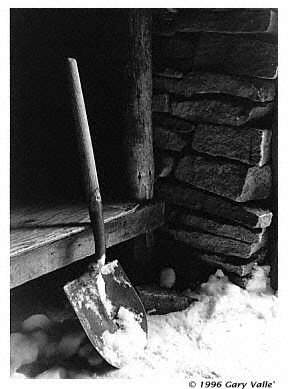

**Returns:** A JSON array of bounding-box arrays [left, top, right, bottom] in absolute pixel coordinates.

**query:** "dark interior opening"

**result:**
[[10, 9, 130, 204]]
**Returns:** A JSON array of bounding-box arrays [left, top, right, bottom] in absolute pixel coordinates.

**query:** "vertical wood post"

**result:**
[[124, 9, 154, 201]]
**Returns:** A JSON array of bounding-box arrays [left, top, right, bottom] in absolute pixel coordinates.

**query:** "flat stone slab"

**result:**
[[175, 155, 272, 201], [175, 9, 277, 34], [167, 207, 266, 244], [153, 72, 276, 102], [199, 249, 267, 277], [156, 181, 273, 229], [152, 94, 170, 112], [154, 126, 189, 151], [154, 9, 277, 35], [193, 34, 277, 79], [159, 34, 277, 79], [191, 124, 272, 166], [136, 285, 194, 314], [171, 99, 273, 126], [153, 113, 195, 134], [165, 227, 267, 258]]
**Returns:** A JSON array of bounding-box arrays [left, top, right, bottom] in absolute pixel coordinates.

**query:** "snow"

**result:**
[[95, 272, 114, 317], [101, 307, 147, 368], [35, 367, 67, 379], [10, 265, 278, 380]]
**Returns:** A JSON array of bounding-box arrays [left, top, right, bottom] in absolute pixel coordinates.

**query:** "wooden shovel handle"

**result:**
[[66, 57, 106, 264]]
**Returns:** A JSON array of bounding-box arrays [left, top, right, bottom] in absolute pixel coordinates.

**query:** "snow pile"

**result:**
[[11, 265, 278, 380], [102, 307, 147, 368]]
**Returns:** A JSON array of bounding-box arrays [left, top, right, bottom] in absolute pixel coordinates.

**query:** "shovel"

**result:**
[[63, 58, 148, 368]]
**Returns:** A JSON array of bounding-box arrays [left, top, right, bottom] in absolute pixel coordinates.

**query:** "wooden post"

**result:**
[[124, 9, 155, 273], [124, 9, 154, 201]]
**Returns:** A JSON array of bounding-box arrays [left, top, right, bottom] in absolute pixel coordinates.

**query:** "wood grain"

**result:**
[[10, 201, 165, 288], [124, 9, 154, 200]]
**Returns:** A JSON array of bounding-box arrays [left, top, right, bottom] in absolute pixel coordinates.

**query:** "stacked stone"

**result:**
[[152, 9, 277, 287]]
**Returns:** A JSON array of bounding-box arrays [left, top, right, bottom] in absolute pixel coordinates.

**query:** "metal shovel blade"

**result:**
[[64, 260, 148, 368]]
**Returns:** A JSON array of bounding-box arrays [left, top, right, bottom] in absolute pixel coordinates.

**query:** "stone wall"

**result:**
[[152, 9, 277, 288]]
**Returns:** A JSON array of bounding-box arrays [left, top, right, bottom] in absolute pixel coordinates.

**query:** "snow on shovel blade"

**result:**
[[64, 260, 148, 368]]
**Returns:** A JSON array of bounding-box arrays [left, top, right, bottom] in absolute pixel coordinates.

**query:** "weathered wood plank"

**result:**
[[124, 9, 154, 200], [11, 202, 139, 256], [10, 201, 165, 288], [156, 181, 273, 228]]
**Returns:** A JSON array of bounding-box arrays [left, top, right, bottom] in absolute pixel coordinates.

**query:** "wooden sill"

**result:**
[[10, 200, 165, 288]]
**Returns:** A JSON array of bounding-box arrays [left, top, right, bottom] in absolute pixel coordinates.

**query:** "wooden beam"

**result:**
[[124, 9, 154, 200], [10, 201, 165, 288]]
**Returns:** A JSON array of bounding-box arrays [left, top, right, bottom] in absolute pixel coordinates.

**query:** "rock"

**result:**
[[160, 34, 277, 78], [154, 68, 184, 78], [199, 249, 267, 277], [160, 36, 197, 58], [174, 9, 277, 34], [165, 227, 267, 258], [171, 99, 273, 126], [159, 267, 176, 288], [78, 343, 95, 359], [30, 330, 49, 352], [175, 155, 272, 201], [156, 181, 273, 228], [154, 9, 277, 35], [58, 331, 86, 358], [167, 208, 266, 244], [43, 342, 58, 360], [78, 342, 104, 366], [10, 333, 39, 374], [152, 94, 170, 112], [88, 353, 104, 367], [136, 285, 193, 314], [70, 370, 91, 379], [155, 152, 175, 178], [153, 113, 194, 133], [225, 273, 252, 289], [21, 314, 51, 333], [193, 34, 278, 79], [153, 73, 276, 102], [191, 124, 272, 166], [154, 126, 189, 151]]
